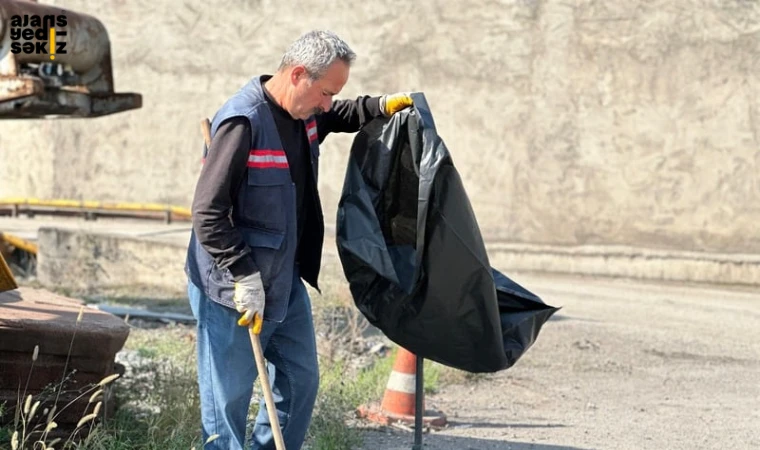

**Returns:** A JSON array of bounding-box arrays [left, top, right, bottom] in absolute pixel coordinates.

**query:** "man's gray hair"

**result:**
[[278, 30, 356, 79]]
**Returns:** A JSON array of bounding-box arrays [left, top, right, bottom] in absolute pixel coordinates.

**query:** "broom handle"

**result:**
[[249, 328, 287, 450], [200, 118, 212, 147]]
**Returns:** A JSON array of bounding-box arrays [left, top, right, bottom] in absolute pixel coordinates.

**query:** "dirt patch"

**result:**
[[357, 273, 760, 450]]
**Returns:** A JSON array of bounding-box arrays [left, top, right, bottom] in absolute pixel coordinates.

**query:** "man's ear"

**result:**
[[290, 65, 308, 85]]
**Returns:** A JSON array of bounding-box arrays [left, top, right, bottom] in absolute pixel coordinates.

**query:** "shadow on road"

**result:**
[[360, 428, 589, 450], [446, 420, 569, 430]]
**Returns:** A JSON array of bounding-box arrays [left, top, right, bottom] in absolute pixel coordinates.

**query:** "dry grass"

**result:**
[[1, 264, 469, 450]]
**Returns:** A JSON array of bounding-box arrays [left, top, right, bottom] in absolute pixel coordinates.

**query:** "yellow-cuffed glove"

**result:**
[[380, 93, 413, 116]]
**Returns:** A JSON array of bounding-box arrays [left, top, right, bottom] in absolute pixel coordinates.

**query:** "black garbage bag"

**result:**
[[336, 93, 559, 373]]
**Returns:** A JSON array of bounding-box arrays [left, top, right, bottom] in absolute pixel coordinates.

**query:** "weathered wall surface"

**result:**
[[37, 227, 187, 294], [2, 0, 759, 259]]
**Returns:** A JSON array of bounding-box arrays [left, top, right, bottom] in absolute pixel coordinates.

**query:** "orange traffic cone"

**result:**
[[357, 347, 447, 428]]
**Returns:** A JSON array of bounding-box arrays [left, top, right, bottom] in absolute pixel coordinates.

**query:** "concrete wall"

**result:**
[[37, 227, 187, 295], [2, 1, 759, 272]]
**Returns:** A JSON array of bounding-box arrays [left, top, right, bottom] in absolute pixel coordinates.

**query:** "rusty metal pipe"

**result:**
[[0, 0, 109, 73]]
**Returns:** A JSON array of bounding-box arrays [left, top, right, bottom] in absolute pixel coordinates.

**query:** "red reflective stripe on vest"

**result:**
[[250, 149, 286, 156], [306, 120, 317, 143], [248, 161, 289, 169], [248, 149, 289, 168]]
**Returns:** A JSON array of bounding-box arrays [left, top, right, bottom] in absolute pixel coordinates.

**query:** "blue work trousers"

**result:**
[[188, 269, 319, 449]]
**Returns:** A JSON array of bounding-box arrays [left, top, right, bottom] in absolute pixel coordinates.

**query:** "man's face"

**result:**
[[289, 60, 350, 120]]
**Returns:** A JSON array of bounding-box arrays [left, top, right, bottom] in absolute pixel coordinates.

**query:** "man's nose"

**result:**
[[321, 96, 332, 113]]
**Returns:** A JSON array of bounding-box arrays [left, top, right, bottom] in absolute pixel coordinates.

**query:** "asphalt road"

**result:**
[[359, 273, 760, 450]]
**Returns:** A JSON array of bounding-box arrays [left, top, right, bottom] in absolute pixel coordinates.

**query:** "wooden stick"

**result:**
[[200, 118, 212, 147], [248, 325, 287, 449]]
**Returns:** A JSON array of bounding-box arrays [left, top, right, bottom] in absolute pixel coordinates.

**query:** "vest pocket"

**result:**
[[206, 225, 284, 295], [240, 168, 292, 231], [240, 226, 286, 294], [242, 226, 285, 249]]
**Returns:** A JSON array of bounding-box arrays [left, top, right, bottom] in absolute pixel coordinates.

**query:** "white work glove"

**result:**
[[233, 272, 265, 327]]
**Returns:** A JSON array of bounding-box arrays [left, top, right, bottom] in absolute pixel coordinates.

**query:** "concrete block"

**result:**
[[36, 227, 187, 295]]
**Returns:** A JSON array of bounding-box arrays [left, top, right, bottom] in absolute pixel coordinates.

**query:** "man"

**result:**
[[185, 30, 413, 449]]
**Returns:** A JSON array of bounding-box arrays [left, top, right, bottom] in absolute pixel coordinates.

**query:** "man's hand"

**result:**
[[234, 272, 265, 331], [381, 93, 413, 116]]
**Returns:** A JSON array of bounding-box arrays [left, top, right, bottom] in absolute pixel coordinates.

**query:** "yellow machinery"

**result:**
[[0, 252, 17, 293], [0, 0, 141, 118]]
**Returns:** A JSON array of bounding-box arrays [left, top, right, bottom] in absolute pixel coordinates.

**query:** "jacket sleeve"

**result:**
[[315, 95, 385, 142], [191, 116, 258, 281]]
